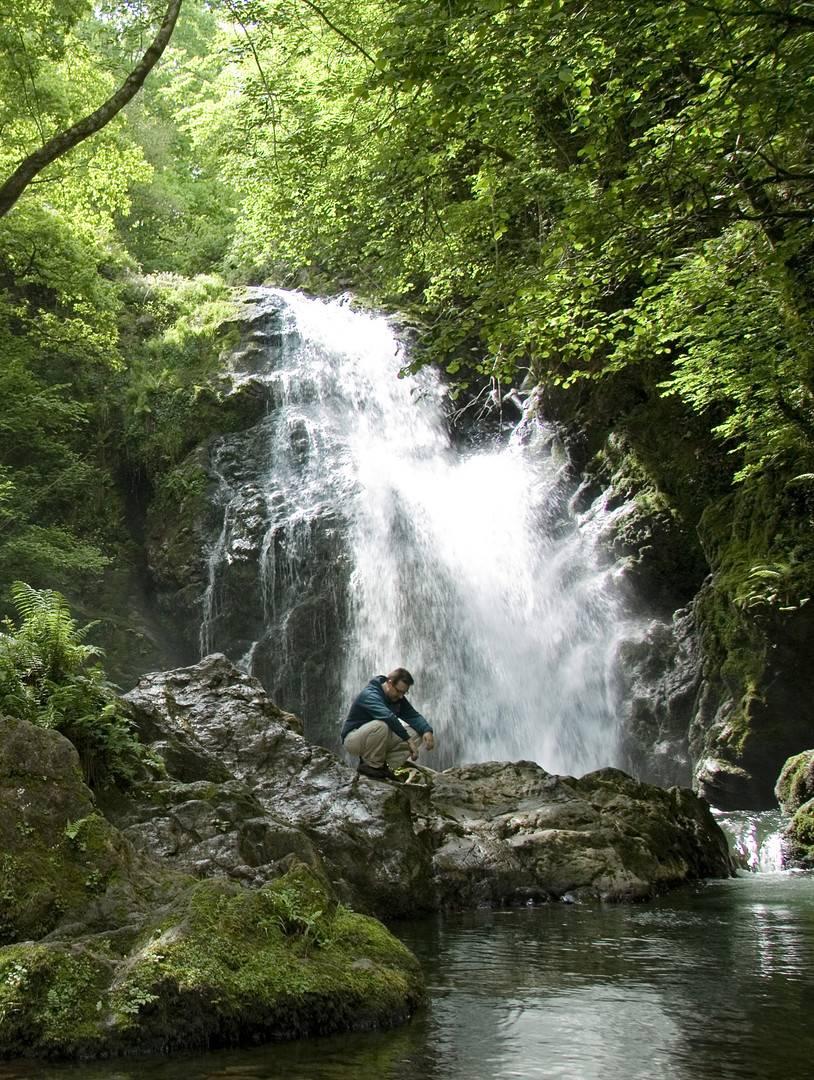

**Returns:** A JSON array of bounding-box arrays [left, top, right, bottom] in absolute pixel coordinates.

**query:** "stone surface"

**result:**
[[616, 610, 698, 789], [115, 655, 434, 916], [776, 749, 814, 815], [775, 750, 814, 868], [114, 655, 734, 915], [0, 713, 424, 1060], [424, 761, 731, 905]]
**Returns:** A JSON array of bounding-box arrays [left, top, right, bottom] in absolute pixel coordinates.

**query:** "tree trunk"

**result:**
[[0, 0, 183, 220]]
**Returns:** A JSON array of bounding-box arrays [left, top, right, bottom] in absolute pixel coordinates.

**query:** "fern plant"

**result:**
[[0, 582, 144, 786]]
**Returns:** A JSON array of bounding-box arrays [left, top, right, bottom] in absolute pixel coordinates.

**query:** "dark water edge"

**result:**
[[2, 873, 813, 1080]]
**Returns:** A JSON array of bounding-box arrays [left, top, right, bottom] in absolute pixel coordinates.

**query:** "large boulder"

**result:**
[[114, 655, 435, 916], [115, 655, 734, 914], [775, 750, 814, 868], [776, 749, 814, 814], [0, 715, 423, 1060], [425, 761, 732, 906]]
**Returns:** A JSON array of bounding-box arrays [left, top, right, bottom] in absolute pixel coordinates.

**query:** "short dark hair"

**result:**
[[387, 667, 414, 687]]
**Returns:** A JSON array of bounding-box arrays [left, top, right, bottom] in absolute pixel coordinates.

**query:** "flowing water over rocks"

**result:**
[[194, 289, 661, 778], [714, 810, 786, 872]]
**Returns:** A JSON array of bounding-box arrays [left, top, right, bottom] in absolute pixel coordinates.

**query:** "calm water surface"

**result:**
[[3, 873, 812, 1080]]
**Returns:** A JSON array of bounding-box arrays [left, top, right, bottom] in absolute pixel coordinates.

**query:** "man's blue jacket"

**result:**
[[341, 675, 433, 742]]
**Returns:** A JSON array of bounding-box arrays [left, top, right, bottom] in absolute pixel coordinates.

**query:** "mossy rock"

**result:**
[[776, 751, 814, 868], [0, 718, 424, 1060], [775, 750, 814, 815], [0, 867, 424, 1059], [783, 797, 814, 869], [0, 716, 132, 945]]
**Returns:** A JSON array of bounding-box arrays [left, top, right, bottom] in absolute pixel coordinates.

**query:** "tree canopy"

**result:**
[[0, 0, 812, 601]]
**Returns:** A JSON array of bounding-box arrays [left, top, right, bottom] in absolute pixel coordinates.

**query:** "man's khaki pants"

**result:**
[[343, 720, 416, 770]]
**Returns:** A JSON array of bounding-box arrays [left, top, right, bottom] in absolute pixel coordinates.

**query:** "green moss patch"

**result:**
[[775, 750, 814, 815], [784, 798, 814, 869], [0, 866, 424, 1060], [0, 944, 113, 1057]]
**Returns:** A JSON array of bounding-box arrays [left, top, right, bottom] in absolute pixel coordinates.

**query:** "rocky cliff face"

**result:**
[[539, 376, 814, 812]]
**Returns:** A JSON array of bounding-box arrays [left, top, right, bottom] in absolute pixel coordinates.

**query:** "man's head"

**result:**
[[383, 667, 413, 702]]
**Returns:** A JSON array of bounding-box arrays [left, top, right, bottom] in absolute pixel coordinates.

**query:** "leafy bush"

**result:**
[[0, 582, 144, 787]]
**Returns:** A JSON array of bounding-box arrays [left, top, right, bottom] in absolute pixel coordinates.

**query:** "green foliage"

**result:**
[[734, 562, 812, 616], [618, 226, 814, 481], [264, 874, 335, 951], [0, 582, 144, 786], [111, 1, 240, 272], [0, 0, 153, 218], [117, 272, 239, 476], [217, 0, 814, 484], [0, 0, 812, 715], [0, 201, 129, 591]]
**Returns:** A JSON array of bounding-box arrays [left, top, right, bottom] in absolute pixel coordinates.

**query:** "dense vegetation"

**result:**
[[0, 581, 145, 784], [0, 0, 812, 782]]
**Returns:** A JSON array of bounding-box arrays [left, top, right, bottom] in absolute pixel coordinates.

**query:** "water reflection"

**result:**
[[1, 875, 811, 1080]]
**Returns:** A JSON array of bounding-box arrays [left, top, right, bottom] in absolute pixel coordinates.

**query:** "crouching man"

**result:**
[[341, 667, 435, 781]]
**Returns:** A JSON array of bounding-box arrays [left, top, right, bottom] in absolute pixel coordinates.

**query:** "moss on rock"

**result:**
[[690, 476, 814, 807], [775, 751, 814, 868], [0, 944, 114, 1057], [0, 868, 423, 1060], [783, 797, 814, 869], [775, 750, 814, 815], [105, 869, 422, 1052], [0, 718, 425, 1061], [0, 716, 131, 945]]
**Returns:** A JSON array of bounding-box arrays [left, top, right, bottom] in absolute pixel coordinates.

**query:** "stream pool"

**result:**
[[2, 872, 812, 1080]]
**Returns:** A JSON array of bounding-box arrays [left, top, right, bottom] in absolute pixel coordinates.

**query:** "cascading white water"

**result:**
[[714, 810, 786, 872], [200, 289, 641, 775]]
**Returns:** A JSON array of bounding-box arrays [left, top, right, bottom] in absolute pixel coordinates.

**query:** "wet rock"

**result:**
[[775, 750, 814, 868], [115, 656, 734, 915], [116, 655, 434, 916], [693, 752, 768, 812], [617, 610, 698, 789], [425, 762, 732, 905], [0, 714, 424, 1060]]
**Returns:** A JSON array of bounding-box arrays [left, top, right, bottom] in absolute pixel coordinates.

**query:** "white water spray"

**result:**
[[201, 289, 639, 775], [715, 810, 786, 872]]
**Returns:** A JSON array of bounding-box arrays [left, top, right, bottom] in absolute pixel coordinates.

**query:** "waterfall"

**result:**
[[714, 810, 786, 872], [199, 289, 641, 776]]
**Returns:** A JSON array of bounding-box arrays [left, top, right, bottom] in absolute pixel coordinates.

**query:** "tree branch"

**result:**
[[0, 0, 183, 220], [296, 0, 376, 64]]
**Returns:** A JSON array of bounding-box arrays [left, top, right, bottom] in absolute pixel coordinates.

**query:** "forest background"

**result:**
[[1, 0, 813, 796]]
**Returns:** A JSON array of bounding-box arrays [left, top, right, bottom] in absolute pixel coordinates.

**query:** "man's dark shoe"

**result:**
[[357, 761, 389, 780], [357, 762, 405, 782]]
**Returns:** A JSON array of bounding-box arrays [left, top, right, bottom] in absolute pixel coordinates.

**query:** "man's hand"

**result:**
[[408, 732, 435, 760]]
